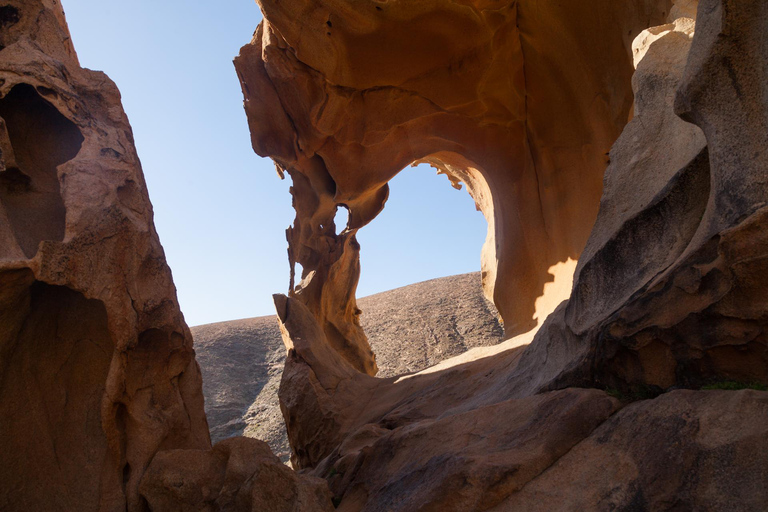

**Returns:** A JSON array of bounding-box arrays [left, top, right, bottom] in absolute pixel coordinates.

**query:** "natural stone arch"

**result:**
[[236, 0, 674, 376]]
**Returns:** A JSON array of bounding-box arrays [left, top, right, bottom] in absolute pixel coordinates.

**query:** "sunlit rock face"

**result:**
[[239, 0, 768, 509], [0, 2, 210, 510], [235, 0, 675, 376]]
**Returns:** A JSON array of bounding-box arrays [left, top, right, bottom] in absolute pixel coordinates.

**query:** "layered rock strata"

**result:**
[[0, 2, 212, 510], [239, 0, 768, 509]]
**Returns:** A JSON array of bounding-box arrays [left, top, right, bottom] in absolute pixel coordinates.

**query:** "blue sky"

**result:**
[[63, 0, 487, 326]]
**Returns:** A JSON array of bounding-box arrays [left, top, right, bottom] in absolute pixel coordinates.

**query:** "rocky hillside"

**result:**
[[193, 272, 503, 460]]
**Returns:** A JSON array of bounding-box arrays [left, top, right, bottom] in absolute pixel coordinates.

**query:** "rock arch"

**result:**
[[235, 0, 674, 375]]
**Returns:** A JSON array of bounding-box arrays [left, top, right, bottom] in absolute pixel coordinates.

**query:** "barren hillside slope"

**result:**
[[193, 272, 504, 460]]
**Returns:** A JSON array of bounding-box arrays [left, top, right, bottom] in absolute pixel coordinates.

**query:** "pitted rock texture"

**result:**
[[194, 272, 503, 462], [0, 2, 209, 510], [235, 0, 674, 376], [240, 0, 768, 509]]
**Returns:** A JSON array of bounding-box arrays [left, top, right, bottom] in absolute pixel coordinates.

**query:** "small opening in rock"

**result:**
[[122, 463, 131, 487], [292, 262, 305, 292], [0, 5, 20, 28], [335, 204, 349, 236]]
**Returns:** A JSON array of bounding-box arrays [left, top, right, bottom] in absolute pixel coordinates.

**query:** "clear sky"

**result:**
[[63, 0, 487, 326]]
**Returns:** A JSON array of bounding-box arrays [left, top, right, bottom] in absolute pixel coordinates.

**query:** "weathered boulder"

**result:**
[[139, 437, 334, 512], [0, 1, 209, 510]]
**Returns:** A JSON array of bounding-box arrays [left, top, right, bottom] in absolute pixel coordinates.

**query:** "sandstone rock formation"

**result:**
[[2, 0, 767, 509], [567, 0, 768, 389], [0, 2, 212, 510], [234, 0, 675, 376], [237, 0, 768, 509], [194, 272, 503, 461]]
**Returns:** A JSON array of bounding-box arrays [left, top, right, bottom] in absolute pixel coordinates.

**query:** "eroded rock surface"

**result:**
[[567, 0, 768, 390], [194, 272, 503, 462], [2, 0, 766, 510], [238, 0, 768, 509], [235, 0, 674, 376], [496, 390, 768, 511], [0, 2, 210, 510]]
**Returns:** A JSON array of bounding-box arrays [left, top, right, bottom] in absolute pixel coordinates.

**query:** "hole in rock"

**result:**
[[356, 163, 488, 299], [354, 162, 504, 376], [0, 5, 20, 28], [0, 84, 84, 258], [334, 204, 349, 236], [292, 262, 305, 292]]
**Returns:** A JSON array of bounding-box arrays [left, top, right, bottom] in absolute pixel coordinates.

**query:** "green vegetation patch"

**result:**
[[701, 380, 767, 391]]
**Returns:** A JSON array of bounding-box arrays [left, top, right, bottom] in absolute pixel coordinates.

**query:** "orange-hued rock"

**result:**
[[3, 0, 766, 509], [193, 272, 503, 462], [0, 2, 209, 510], [235, 0, 674, 375], [139, 437, 334, 512]]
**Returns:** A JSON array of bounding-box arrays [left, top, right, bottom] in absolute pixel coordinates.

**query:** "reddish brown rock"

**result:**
[[0, 2, 209, 510], [193, 272, 503, 461], [2, 0, 766, 510], [324, 388, 620, 512], [139, 437, 334, 512]]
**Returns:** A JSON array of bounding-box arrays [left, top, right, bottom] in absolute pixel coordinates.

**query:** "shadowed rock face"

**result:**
[[0, 2, 210, 510], [139, 437, 334, 512], [568, 0, 768, 389]]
